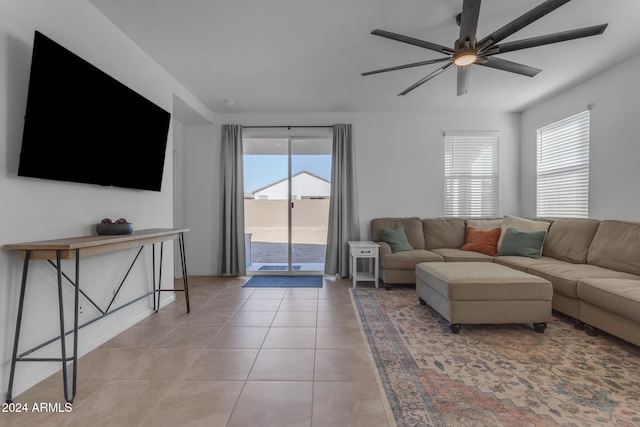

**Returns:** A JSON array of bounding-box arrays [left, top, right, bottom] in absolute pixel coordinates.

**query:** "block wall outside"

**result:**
[[244, 199, 330, 244]]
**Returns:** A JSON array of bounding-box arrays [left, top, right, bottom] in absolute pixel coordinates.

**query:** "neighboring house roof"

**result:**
[[251, 170, 330, 194]]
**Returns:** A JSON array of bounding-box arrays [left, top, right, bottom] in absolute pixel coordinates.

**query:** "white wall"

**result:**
[[183, 125, 222, 275], [520, 53, 640, 220], [173, 119, 186, 230], [184, 111, 520, 275], [0, 0, 212, 400]]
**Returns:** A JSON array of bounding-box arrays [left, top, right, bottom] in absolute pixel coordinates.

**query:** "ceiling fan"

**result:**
[[361, 0, 608, 96]]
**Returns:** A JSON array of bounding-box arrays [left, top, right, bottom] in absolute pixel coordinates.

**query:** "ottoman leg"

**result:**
[[418, 297, 427, 306], [572, 318, 584, 330], [449, 323, 462, 334], [584, 324, 598, 337], [533, 323, 547, 333]]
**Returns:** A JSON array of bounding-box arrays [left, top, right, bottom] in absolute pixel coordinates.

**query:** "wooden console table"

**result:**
[[3, 228, 190, 404]]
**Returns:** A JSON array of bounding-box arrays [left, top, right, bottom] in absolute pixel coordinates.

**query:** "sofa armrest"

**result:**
[[377, 241, 392, 257]]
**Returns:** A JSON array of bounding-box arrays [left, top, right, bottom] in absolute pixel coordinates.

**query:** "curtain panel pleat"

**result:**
[[325, 124, 360, 277], [219, 124, 246, 275]]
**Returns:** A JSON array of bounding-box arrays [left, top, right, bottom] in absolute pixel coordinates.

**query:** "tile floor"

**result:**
[[2, 276, 393, 427]]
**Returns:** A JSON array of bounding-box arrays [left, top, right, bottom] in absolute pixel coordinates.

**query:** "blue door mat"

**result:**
[[258, 265, 302, 271], [243, 275, 323, 288]]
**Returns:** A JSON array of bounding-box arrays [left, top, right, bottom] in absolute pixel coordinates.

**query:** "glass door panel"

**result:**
[[291, 138, 332, 272], [243, 138, 289, 273]]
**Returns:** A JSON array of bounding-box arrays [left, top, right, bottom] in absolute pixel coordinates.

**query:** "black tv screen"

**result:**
[[18, 31, 171, 191]]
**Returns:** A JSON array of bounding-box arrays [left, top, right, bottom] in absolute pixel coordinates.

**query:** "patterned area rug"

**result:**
[[352, 287, 640, 427]]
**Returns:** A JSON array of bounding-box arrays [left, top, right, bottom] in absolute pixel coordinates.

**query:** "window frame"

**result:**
[[536, 110, 590, 218], [444, 132, 499, 218]]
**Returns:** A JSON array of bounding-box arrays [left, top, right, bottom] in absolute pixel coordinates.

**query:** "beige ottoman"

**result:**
[[416, 262, 553, 334]]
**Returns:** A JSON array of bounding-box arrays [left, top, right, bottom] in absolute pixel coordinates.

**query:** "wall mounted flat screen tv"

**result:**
[[18, 31, 171, 192]]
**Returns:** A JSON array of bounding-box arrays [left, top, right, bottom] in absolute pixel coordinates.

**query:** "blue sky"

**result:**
[[244, 155, 332, 193]]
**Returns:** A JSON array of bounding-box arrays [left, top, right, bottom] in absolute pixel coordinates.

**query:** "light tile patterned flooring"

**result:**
[[3, 276, 392, 427]]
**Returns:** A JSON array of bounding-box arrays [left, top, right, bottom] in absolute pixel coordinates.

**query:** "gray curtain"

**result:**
[[220, 124, 246, 275], [325, 124, 361, 276]]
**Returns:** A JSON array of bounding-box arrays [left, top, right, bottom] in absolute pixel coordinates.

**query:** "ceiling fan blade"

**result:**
[[476, 0, 571, 50], [457, 66, 471, 96], [481, 24, 608, 56], [458, 0, 482, 48], [371, 29, 455, 55], [398, 62, 454, 96], [477, 57, 541, 77], [361, 57, 452, 76]]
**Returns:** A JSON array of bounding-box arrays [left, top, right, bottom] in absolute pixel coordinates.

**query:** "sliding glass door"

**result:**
[[243, 136, 332, 274]]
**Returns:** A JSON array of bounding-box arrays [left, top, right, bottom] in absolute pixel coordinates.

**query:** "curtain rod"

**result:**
[[242, 125, 333, 129]]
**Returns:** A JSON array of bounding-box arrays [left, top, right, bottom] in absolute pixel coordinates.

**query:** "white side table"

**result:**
[[348, 241, 380, 288]]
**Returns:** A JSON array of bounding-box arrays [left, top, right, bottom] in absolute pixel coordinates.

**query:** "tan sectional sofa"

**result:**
[[370, 216, 640, 347]]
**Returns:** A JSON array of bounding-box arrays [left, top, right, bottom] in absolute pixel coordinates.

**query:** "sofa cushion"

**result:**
[[381, 249, 444, 270], [528, 262, 640, 299], [542, 218, 600, 264], [497, 215, 551, 250], [431, 248, 494, 262], [578, 278, 640, 324], [460, 226, 501, 256], [495, 256, 564, 273], [380, 226, 413, 253], [422, 218, 466, 250], [497, 228, 547, 258], [371, 217, 425, 250], [587, 220, 640, 276]]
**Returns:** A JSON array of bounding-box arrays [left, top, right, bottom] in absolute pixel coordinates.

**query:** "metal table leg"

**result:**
[[5, 250, 31, 404], [152, 234, 191, 313], [179, 233, 190, 313], [56, 250, 78, 403], [152, 242, 165, 313]]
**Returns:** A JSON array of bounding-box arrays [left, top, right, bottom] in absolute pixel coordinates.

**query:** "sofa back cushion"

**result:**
[[587, 220, 640, 275], [370, 217, 425, 250], [542, 218, 600, 264], [422, 218, 466, 250], [466, 218, 502, 230]]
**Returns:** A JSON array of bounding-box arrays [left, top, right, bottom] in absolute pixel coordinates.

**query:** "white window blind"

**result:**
[[444, 133, 499, 218], [536, 110, 590, 218]]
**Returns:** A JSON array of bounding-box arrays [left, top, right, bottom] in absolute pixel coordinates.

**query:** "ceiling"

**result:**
[[88, 0, 640, 115]]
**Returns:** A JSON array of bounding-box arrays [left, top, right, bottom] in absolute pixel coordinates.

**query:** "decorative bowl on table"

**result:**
[[96, 218, 134, 235]]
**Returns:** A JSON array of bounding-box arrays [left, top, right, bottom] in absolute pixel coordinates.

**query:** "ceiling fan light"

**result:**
[[454, 52, 477, 66]]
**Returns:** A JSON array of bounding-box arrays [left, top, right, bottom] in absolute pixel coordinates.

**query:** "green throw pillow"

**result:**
[[380, 227, 414, 253], [498, 227, 547, 258]]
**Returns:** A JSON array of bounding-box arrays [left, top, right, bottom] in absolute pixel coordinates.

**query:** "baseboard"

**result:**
[[188, 270, 220, 276]]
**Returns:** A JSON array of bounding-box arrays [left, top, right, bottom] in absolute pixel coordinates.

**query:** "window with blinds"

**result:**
[[536, 110, 590, 218], [444, 133, 499, 218]]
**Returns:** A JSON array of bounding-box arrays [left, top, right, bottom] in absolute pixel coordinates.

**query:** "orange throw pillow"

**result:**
[[460, 227, 501, 256]]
